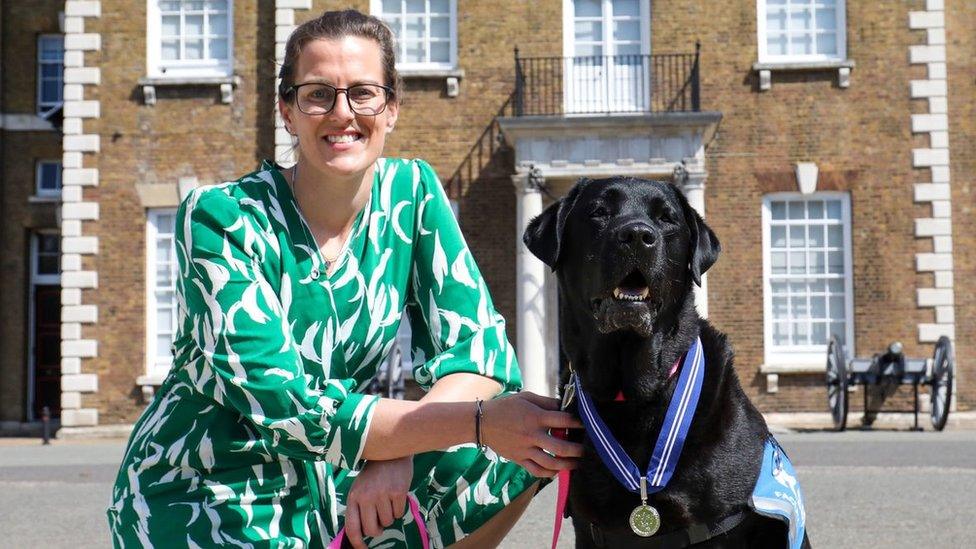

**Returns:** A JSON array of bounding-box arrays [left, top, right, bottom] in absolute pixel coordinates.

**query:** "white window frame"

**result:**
[[371, 0, 458, 71], [37, 34, 64, 117], [35, 160, 62, 199], [146, 208, 179, 378], [757, 0, 847, 64], [146, 0, 234, 79], [562, 0, 651, 59], [761, 192, 855, 366]]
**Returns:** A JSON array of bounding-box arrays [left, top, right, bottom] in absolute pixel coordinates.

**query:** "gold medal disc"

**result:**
[[629, 504, 661, 537]]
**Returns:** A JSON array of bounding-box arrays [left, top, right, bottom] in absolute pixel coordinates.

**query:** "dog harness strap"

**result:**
[[551, 468, 571, 549]]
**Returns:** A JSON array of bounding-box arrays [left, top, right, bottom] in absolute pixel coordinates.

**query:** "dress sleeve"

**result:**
[[175, 187, 378, 469], [405, 160, 523, 393]]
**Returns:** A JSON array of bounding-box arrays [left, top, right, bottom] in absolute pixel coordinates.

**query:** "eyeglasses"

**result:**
[[286, 83, 394, 116]]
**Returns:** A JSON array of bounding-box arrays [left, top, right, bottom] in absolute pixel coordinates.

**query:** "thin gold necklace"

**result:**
[[290, 162, 344, 264]]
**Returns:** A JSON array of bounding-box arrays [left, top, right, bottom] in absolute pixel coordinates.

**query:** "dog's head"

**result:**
[[524, 176, 720, 338]]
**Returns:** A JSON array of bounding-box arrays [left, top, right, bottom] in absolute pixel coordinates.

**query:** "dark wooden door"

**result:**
[[32, 284, 61, 418]]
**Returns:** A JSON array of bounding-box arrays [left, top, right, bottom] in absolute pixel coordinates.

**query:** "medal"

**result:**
[[629, 477, 660, 536]]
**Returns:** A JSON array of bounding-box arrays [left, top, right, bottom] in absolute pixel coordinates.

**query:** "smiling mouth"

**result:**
[[612, 270, 651, 302], [324, 133, 363, 144]]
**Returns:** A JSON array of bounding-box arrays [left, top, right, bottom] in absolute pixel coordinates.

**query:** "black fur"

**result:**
[[524, 177, 811, 548]]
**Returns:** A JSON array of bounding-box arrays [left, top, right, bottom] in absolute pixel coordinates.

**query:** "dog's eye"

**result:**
[[590, 206, 609, 218]]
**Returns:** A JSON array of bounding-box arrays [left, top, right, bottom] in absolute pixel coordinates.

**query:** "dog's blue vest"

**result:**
[[750, 437, 807, 549]]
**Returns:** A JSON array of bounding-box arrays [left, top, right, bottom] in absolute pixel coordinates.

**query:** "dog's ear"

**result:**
[[675, 186, 721, 286], [523, 178, 589, 270]]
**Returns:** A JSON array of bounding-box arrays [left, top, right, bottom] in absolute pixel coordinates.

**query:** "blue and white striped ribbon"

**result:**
[[574, 337, 705, 494]]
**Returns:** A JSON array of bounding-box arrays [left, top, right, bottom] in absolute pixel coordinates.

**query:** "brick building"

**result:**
[[0, 0, 971, 435]]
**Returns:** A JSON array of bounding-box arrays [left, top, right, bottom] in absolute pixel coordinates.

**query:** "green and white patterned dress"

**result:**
[[108, 158, 533, 548]]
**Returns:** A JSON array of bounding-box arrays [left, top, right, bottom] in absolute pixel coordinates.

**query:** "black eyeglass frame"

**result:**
[[284, 82, 396, 116]]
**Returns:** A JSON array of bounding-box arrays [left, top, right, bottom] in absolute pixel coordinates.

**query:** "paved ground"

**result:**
[[1, 429, 974, 548]]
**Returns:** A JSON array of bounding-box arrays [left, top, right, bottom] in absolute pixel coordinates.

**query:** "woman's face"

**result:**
[[280, 36, 398, 181]]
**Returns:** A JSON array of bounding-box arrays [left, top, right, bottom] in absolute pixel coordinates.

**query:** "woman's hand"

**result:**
[[344, 455, 414, 549], [482, 392, 584, 478]]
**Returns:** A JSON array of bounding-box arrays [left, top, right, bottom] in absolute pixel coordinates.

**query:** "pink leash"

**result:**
[[329, 494, 429, 549], [551, 358, 682, 548]]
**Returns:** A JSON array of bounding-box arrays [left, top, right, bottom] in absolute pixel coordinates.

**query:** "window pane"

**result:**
[[615, 0, 640, 17], [210, 14, 229, 35], [773, 322, 789, 345], [827, 251, 844, 273], [157, 307, 173, 330], [430, 0, 450, 13], [39, 37, 64, 60], [39, 164, 61, 190], [771, 201, 786, 220], [817, 32, 837, 55], [827, 225, 842, 247], [613, 20, 640, 41], [771, 251, 787, 275], [405, 15, 425, 40], [811, 296, 826, 318], [827, 278, 844, 294], [816, 8, 837, 31], [162, 40, 179, 60], [574, 43, 603, 57], [430, 41, 449, 63], [788, 201, 804, 219], [829, 296, 845, 319], [575, 20, 602, 42], [39, 256, 59, 274], [792, 321, 809, 345], [789, 226, 804, 247], [790, 251, 806, 274], [790, 7, 813, 31], [791, 295, 809, 319], [209, 38, 228, 59], [430, 16, 450, 39], [386, 16, 402, 39], [771, 226, 786, 247], [405, 0, 425, 14], [382, 0, 401, 13], [185, 39, 204, 59], [811, 322, 827, 344], [809, 225, 824, 247], [404, 41, 425, 62], [826, 200, 842, 219], [159, 1, 181, 11], [767, 34, 787, 56], [161, 15, 180, 36], [830, 322, 845, 344], [41, 64, 62, 78], [808, 200, 824, 219], [770, 281, 788, 295], [41, 81, 61, 103], [157, 335, 173, 357], [809, 251, 825, 273], [575, 0, 602, 18], [772, 296, 788, 317], [790, 33, 813, 55], [186, 1, 205, 11], [205, 0, 227, 10], [185, 15, 204, 36], [766, 9, 787, 31]]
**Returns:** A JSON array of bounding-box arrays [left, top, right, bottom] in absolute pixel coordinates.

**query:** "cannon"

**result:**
[[826, 335, 954, 431]]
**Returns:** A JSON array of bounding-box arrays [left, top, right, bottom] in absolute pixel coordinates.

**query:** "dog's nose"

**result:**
[[617, 222, 655, 249]]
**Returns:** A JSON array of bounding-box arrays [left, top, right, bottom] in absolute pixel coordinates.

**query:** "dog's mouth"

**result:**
[[590, 269, 658, 336], [612, 269, 651, 302]]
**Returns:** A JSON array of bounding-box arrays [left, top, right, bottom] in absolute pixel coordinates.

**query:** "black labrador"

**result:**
[[524, 176, 810, 548]]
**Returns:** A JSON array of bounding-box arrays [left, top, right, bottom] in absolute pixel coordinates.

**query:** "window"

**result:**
[[33, 232, 61, 284], [762, 193, 854, 365], [147, 0, 233, 78], [757, 0, 846, 63], [373, 0, 457, 70], [146, 209, 179, 377], [36, 161, 62, 198], [37, 35, 64, 116]]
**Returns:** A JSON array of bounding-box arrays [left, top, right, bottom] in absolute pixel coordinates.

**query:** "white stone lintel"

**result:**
[[910, 79, 947, 98], [276, 0, 312, 9], [914, 183, 950, 202], [61, 201, 99, 220], [61, 358, 82, 375], [64, 34, 101, 52], [275, 9, 295, 25], [912, 148, 949, 168], [909, 11, 944, 29], [935, 271, 953, 288], [915, 217, 952, 237], [62, 236, 99, 254], [63, 134, 100, 153], [910, 45, 946, 64], [61, 374, 98, 393], [911, 113, 948, 133], [61, 392, 82, 410], [933, 235, 953, 253], [61, 271, 99, 290], [915, 253, 952, 272], [63, 168, 99, 186], [918, 323, 953, 343], [61, 409, 99, 427], [61, 288, 82, 306], [62, 304, 98, 323], [62, 339, 98, 358], [63, 100, 100, 118], [65, 1, 102, 18], [917, 288, 953, 307]]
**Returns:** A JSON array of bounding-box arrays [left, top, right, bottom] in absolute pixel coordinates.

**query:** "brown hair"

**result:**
[[278, 10, 402, 103]]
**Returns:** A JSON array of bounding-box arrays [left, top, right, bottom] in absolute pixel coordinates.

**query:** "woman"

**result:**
[[108, 9, 581, 549]]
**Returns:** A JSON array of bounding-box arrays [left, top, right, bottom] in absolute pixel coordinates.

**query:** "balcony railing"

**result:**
[[513, 44, 701, 116]]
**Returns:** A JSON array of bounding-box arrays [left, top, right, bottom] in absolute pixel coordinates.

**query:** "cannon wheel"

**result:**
[[826, 335, 849, 431], [930, 336, 954, 431]]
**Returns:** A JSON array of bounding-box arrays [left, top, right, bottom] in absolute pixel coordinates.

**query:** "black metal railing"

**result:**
[[514, 43, 700, 116], [444, 92, 516, 203]]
